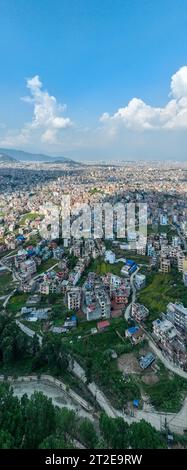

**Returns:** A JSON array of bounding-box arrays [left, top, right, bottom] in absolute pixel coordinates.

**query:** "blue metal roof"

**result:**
[[126, 259, 135, 266], [16, 235, 25, 240], [128, 326, 139, 334], [133, 399, 139, 408], [139, 353, 155, 369], [71, 315, 77, 321]]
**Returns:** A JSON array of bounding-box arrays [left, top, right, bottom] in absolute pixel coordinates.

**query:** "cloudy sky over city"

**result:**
[[0, 0, 187, 161]]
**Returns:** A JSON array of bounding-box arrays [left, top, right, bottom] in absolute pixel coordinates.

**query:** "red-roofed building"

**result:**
[[97, 320, 110, 331]]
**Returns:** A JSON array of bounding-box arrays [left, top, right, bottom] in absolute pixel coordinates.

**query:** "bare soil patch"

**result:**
[[118, 353, 140, 374], [141, 373, 159, 385]]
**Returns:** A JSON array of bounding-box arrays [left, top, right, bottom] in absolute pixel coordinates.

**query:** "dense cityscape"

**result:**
[[1, 0, 187, 459], [0, 154, 187, 450]]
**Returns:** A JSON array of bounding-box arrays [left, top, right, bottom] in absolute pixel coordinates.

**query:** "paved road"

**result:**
[[0, 375, 94, 423], [123, 259, 187, 380], [135, 397, 187, 434], [16, 320, 43, 346], [33, 262, 59, 280], [137, 322, 187, 380], [70, 358, 187, 432], [16, 314, 187, 433], [15, 322, 117, 418], [148, 337, 187, 380], [70, 360, 117, 418], [115, 398, 187, 434], [3, 288, 17, 308], [0, 255, 18, 308]]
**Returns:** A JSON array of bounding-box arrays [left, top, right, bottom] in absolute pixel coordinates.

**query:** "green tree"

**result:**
[[99, 413, 129, 448], [56, 408, 77, 443], [0, 430, 14, 449], [78, 419, 98, 448], [129, 420, 166, 449], [32, 333, 41, 356], [23, 392, 56, 448], [39, 334, 68, 374], [1, 337, 14, 364], [0, 319, 31, 365], [0, 383, 23, 447], [39, 435, 68, 449]]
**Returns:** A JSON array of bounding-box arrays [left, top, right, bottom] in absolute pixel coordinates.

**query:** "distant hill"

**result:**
[[0, 152, 17, 163], [0, 148, 80, 165]]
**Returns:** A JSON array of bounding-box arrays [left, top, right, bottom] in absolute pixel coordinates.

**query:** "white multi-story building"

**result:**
[[40, 282, 50, 295], [160, 214, 168, 225], [127, 231, 136, 242], [134, 273, 146, 289], [20, 258, 37, 275], [147, 244, 155, 257], [104, 250, 116, 264], [95, 288, 111, 318], [177, 252, 185, 273], [67, 287, 81, 311], [174, 304, 187, 333], [137, 244, 146, 255], [172, 236, 180, 248], [183, 271, 187, 287], [131, 303, 149, 321], [110, 274, 122, 288], [167, 302, 187, 333], [152, 318, 177, 346], [160, 257, 171, 273]]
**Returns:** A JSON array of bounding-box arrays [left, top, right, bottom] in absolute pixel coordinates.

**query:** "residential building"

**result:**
[[169, 303, 187, 333], [183, 271, 187, 286], [131, 302, 149, 321], [20, 258, 37, 275], [104, 250, 116, 264], [160, 257, 171, 273], [67, 287, 81, 311], [177, 252, 185, 273], [139, 353, 155, 369], [125, 326, 145, 345], [134, 273, 146, 289]]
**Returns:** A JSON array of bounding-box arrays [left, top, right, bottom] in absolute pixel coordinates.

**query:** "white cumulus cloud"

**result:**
[[24, 75, 72, 142], [100, 66, 187, 131], [1, 75, 72, 147]]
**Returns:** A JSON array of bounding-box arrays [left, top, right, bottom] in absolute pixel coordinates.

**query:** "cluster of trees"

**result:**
[[32, 334, 69, 375], [0, 316, 30, 366], [99, 413, 167, 449], [145, 374, 187, 413], [0, 383, 166, 449], [0, 316, 69, 377], [0, 383, 97, 449]]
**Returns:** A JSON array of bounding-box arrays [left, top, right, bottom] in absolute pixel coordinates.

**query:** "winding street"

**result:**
[[14, 269, 187, 436], [16, 320, 43, 346], [148, 336, 187, 380], [0, 251, 20, 308], [123, 264, 187, 379], [0, 374, 94, 423]]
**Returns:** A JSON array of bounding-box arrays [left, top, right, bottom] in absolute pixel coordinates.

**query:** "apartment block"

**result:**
[[67, 287, 81, 311], [160, 257, 171, 273]]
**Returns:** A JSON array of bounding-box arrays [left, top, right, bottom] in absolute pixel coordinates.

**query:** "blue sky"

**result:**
[[0, 0, 187, 161]]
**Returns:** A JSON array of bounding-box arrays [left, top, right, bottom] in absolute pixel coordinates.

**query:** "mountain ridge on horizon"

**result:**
[[0, 148, 79, 164], [0, 152, 17, 163]]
